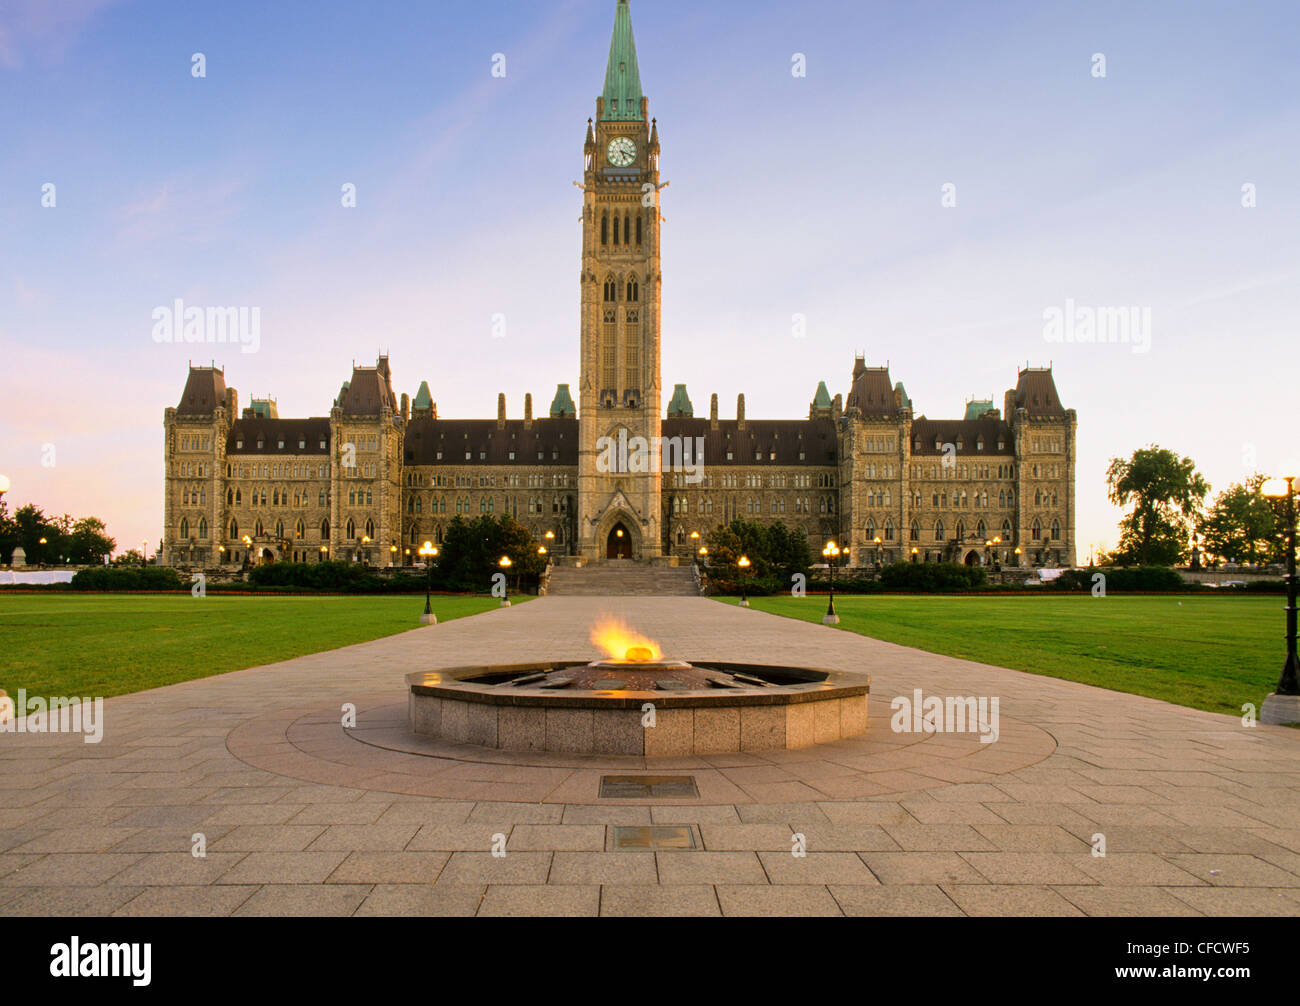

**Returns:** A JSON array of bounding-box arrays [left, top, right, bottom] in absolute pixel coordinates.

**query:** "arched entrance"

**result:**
[[607, 523, 633, 560], [963, 550, 980, 567]]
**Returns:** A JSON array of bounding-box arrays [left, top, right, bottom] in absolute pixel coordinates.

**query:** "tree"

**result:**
[[67, 517, 117, 565], [1197, 476, 1278, 565], [1106, 446, 1208, 565]]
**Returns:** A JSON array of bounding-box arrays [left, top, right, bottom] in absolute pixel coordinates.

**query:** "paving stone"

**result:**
[[941, 884, 1085, 916], [549, 851, 658, 885], [355, 884, 485, 916], [435, 851, 553, 885], [479, 885, 600, 917], [655, 851, 766, 885], [326, 851, 450, 884], [717, 884, 842, 916], [234, 884, 371, 916], [830, 884, 964, 916], [758, 852, 880, 885], [114, 885, 256, 917]]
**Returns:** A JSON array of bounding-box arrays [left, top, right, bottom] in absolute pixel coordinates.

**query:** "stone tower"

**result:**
[[577, 0, 664, 561]]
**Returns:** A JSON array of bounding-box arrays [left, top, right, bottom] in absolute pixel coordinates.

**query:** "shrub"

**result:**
[[877, 561, 987, 591], [70, 566, 186, 591]]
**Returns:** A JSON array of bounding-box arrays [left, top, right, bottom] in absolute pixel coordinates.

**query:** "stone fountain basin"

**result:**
[[406, 660, 869, 756]]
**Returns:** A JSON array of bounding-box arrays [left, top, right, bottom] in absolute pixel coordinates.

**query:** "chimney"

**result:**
[[832, 394, 842, 421], [737, 393, 746, 431], [524, 393, 533, 428], [400, 393, 410, 422], [497, 393, 506, 428], [710, 393, 719, 430]]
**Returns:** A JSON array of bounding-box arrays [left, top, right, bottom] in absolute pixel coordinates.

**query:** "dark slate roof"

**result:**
[[910, 418, 1014, 456], [177, 367, 227, 416], [339, 361, 398, 416], [660, 418, 837, 467], [404, 418, 579, 466], [1012, 369, 1066, 417], [845, 366, 897, 416], [227, 418, 331, 455]]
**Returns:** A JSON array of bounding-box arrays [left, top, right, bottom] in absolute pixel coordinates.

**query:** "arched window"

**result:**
[[229, 519, 238, 539], [295, 519, 304, 539], [613, 213, 620, 245], [935, 520, 946, 541], [364, 519, 375, 539], [885, 519, 895, 541], [910, 519, 920, 541], [604, 276, 617, 302], [321, 519, 330, 539], [1050, 520, 1061, 541], [601, 213, 608, 245], [1002, 519, 1012, 539], [955, 520, 966, 541], [865, 518, 876, 540], [198, 518, 208, 540], [235, 489, 242, 505], [407, 497, 414, 514], [623, 213, 630, 245], [976, 520, 986, 538], [346, 518, 356, 540], [1032, 519, 1042, 541], [255, 519, 265, 537], [627, 276, 639, 302], [275, 520, 284, 539], [226, 489, 233, 505], [179, 517, 189, 539], [636, 214, 643, 246]]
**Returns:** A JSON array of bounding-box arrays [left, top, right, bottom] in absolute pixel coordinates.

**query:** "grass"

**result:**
[[0, 594, 514, 700], [715, 594, 1287, 716]]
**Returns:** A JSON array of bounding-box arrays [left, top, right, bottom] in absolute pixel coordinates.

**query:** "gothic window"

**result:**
[[935, 520, 945, 541], [636, 215, 643, 246], [604, 276, 617, 302], [275, 520, 284, 539], [865, 519, 875, 540], [613, 213, 620, 245], [976, 519, 986, 538], [255, 519, 265, 537], [1032, 519, 1042, 541], [229, 519, 238, 539], [625, 311, 640, 389], [364, 518, 375, 539], [885, 519, 895, 541], [1051, 519, 1061, 541], [627, 277, 639, 302], [321, 519, 330, 539], [601, 213, 608, 245], [346, 518, 356, 539], [955, 520, 966, 540], [179, 517, 189, 539], [623, 214, 630, 244]]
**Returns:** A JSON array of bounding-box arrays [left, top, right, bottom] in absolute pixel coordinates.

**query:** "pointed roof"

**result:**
[[963, 399, 995, 421], [413, 381, 434, 412], [813, 382, 832, 410], [549, 384, 577, 418], [667, 384, 693, 418], [601, 1, 643, 121]]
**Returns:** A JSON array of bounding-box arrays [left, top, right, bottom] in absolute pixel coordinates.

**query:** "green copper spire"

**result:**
[[813, 381, 832, 410], [413, 381, 433, 412], [601, 0, 643, 121], [549, 384, 577, 419], [667, 384, 693, 418]]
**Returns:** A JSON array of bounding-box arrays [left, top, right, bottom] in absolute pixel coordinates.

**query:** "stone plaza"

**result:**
[[3, 596, 1300, 917]]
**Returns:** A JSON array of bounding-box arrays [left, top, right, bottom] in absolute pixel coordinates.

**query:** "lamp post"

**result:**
[[320, 545, 329, 564], [390, 544, 398, 568], [1261, 476, 1298, 722], [499, 555, 512, 606], [362, 535, 371, 566], [140, 540, 148, 568], [418, 541, 438, 624], [822, 540, 840, 625], [873, 535, 882, 571], [737, 555, 751, 607], [242, 535, 252, 570]]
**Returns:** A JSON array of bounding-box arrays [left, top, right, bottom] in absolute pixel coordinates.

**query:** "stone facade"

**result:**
[[161, 1, 1075, 572]]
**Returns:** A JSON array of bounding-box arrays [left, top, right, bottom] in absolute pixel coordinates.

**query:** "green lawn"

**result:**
[[0, 594, 511, 700], [716, 594, 1287, 716]]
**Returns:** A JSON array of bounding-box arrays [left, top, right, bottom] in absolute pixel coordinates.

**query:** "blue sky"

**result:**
[[2, 0, 1298, 557]]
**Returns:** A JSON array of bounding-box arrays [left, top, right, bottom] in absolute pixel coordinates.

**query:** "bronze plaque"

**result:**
[[599, 775, 700, 799], [611, 825, 697, 850]]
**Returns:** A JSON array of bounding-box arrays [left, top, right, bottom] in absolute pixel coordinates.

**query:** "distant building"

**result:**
[[162, 2, 1075, 572]]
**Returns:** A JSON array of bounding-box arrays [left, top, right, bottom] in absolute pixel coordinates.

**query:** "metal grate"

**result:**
[[599, 774, 700, 799]]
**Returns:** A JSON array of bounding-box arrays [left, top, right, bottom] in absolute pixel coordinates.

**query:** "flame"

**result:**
[[590, 618, 662, 662]]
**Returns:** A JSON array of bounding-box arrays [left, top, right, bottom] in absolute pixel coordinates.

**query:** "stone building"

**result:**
[[162, 1, 1076, 573]]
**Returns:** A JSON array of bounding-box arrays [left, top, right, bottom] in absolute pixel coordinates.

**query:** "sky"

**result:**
[[1, 0, 1298, 558]]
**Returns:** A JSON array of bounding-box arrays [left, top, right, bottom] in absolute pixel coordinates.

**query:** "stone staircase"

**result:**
[[545, 562, 700, 597]]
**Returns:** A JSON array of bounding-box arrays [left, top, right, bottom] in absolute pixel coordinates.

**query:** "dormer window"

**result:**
[[976, 437, 984, 451], [299, 438, 306, 450], [257, 439, 264, 449], [277, 439, 285, 449], [236, 439, 243, 449]]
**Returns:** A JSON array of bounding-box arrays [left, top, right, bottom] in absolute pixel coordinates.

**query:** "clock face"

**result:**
[[607, 137, 636, 167]]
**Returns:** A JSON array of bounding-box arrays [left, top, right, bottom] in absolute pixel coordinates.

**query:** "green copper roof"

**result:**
[[413, 381, 433, 411], [667, 384, 693, 418], [812, 381, 832, 410], [550, 384, 577, 418], [895, 382, 912, 410], [964, 399, 995, 421], [601, 1, 643, 121]]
